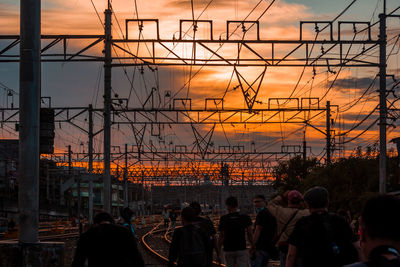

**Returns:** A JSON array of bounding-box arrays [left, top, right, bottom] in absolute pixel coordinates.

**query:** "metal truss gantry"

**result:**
[[1, 4, 396, 215]]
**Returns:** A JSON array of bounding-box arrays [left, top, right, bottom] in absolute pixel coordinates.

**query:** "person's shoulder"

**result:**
[[103, 223, 132, 235], [194, 216, 208, 223], [238, 212, 251, 219], [257, 208, 274, 219], [343, 262, 367, 267], [172, 226, 184, 236], [298, 208, 310, 216], [220, 213, 231, 220], [294, 213, 313, 226], [327, 212, 349, 226]]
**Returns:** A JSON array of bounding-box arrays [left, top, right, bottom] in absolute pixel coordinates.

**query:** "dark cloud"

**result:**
[[333, 77, 377, 90]]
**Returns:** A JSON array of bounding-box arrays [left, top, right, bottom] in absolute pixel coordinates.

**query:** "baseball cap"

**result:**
[[288, 190, 303, 204], [304, 186, 329, 209]]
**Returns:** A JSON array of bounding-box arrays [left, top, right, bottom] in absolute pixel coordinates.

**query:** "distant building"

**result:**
[[0, 140, 19, 213]]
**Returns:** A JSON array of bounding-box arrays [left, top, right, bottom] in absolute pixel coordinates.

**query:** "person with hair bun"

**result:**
[[267, 190, 310, 267]]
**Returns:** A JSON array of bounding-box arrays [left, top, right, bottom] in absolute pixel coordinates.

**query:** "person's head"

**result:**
[[337, 209, 351, 223], [181, 207, 196, 225], [360, 194, 400, 257], [94, 212, 114, 224], [121, 207, 134, 223], [288, 190, 303, 207], [304, 186, 329, 210], [225, 196, 238, 212], [190, 201, 201, 216], [253, 194, 266, 210]]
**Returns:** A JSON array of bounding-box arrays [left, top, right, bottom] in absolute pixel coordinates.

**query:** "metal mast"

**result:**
[[88, 104, 94, 224], [326, 101, 331, 164], [378, 2, 387, 193], [104, 1, 112, 212], [19, 0, 41, 243]]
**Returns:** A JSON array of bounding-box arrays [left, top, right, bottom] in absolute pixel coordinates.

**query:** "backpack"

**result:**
[[319, 213, 358, 266], [178, 225, 208, 267], [123, 222, 136, 237]]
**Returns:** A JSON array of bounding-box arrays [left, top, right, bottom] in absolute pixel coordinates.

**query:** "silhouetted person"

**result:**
[[162, 206, 170, 228], [190, 201, 220, 266], [286, 186, 358, 267], [251, 194, 277, 267], [7, 218, 16, 231], [267, 190, 309, 267], [170, 209, 177, 230], [218, 196, 253, 267], [168, 207, 210, 267], [345, 194, 400, 267], [71, 212, 144, 267], [121, 207, 136, 237]]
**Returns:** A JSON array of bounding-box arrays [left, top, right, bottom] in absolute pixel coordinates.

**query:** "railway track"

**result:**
[[0, 231, 79, 243], [141, 222, 170, 264], [141, 219, 280, 267], [141, 221, 226, 266]]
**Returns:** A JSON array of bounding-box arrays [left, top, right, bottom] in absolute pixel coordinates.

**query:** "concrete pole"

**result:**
[[68, 145, 72, 214], [326, 101, 331, 164], [77, 175, 82, 235], [88, 105, 93, 224], [141, 171, 145, 215], [116, 166, 120, 209], [379, 13, 387, 193], [19, 0, 41, 243], [46, 163, 50, 203], [68, 145, 72, 175], [124, 143, 128, 207], [103, 7, 112, 213]]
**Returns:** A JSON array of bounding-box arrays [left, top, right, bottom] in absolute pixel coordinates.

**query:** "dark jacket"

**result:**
[[71, 223, 144, 267], [168, 224, 210, 267]]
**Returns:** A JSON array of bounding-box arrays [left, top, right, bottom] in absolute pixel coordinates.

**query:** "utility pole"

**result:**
[[116, 165, 120, 209], [68, 145, 72, 175], [19, 0, 41, 243], [303, 131, 307, 161], [88, 104, 94, 224], [141, 170, 145, 215], [124, 143, 128, 207], [77, 174, 82, 235], [103, 3, 112, 213], [379, 9, 387, 193], [326, 101, 331, 164], [68, 145, 72, 214]]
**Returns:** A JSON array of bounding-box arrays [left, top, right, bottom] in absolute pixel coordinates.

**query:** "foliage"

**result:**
[[272, 149, 400, 214], [272, 156, 318, 192]]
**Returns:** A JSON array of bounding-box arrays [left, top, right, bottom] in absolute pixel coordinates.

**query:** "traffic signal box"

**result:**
[[40, 108, 55, 154]]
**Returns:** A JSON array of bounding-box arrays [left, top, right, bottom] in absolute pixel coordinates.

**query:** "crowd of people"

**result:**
[[71, 186, 400, 267]]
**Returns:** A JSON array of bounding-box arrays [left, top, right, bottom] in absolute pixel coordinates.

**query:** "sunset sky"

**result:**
[[0, 0, 399, 175]]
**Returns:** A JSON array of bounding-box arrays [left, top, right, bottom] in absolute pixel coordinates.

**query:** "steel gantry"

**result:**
[[0, 2, 396, 214]]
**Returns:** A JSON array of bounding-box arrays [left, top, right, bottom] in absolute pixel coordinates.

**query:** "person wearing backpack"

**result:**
[[345, 194, 400, 267], [170, 209, 177, 230], [251, 194, 277, 267], [162, 206, 170, 228], [286, 186, 359, 267], [218, 196, 254, 267], [120, 207, 136, 237], [168, 207, 210, 267], [190, 201, 221, 267]]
